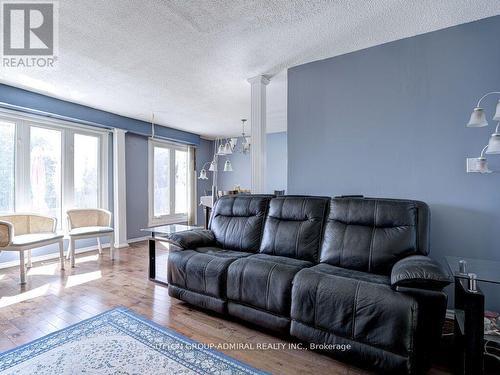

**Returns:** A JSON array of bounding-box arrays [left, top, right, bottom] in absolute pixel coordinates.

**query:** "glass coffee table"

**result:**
[[142, 224, 202, 286], [445, 256, 500, 375]]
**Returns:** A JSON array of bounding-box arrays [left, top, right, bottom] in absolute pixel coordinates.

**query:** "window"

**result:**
[[149, 139, 190, 225], [0, 120, 15, 213], [0, 110, 109, 229], [74, 133, 100, 208]]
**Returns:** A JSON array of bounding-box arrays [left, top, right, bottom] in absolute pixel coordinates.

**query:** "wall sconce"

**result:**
[[466, 91, 500, 173], [486, 123, 500, 154], [224, 160, 233, 172], [198, 168, 208, 180], [467, 145, 492, 174]]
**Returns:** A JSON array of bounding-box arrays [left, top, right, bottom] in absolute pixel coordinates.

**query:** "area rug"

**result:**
[[0, 307, 266, 374]]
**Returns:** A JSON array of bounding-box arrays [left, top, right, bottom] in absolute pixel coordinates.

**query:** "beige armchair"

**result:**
[[0, 214, 64, 284], [66, 208, 114, 267]]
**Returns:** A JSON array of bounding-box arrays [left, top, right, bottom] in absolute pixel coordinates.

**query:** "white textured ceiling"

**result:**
[[1, 0, 499, 137]]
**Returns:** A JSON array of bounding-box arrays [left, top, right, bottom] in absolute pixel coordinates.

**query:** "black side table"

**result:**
[[141, 224, 202, 286], [446, 256, 500, 375]]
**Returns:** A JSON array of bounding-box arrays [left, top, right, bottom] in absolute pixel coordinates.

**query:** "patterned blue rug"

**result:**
[[0, 307, 266, 374]]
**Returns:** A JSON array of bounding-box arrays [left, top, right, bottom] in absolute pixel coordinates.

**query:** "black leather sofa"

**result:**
[[167, 195, 452, 374]]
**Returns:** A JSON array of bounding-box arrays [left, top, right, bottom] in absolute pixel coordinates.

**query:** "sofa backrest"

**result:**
[[320, 197, 430, 275], [209, 195, 273, 252], [259, 196, 330, 262]]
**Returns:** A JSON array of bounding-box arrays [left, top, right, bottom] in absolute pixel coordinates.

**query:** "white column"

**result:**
[[113, 128, 128, 248], [247, 75, 270, 193]]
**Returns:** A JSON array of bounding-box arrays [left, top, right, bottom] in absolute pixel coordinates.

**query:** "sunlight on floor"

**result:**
[[65, 271, 102, 288], [27, 262, 59, 276], [0, 284, 50, 308], [75, 254, 100, 264]]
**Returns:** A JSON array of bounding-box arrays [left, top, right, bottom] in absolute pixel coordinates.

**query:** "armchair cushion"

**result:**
[[69, 226, 113, 236], [165, 229, 215, 249], [391, 255, 452, 290], [12, 233, 63, 246]]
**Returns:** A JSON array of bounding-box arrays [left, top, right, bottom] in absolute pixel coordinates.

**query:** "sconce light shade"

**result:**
[[217, 144, 226, 155], [486, 133, 500, 154], [224, 141, 233, 155], [467, 107, 488, 127], [476, 157, 492, 173], [208, 161, 217, 171], [223, 160, 233, 172], [242, 137, 251, 153], [198, 169, 208, 180], [493, 100, 500, 121]]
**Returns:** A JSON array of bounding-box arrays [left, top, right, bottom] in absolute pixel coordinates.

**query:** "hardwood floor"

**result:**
[[0, 242, 451, 374]]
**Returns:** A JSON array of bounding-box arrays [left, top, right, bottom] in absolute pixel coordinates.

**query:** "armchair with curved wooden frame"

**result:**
[[0, 214, 64, 284]]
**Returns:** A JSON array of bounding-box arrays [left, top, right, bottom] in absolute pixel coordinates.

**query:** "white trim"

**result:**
[[248, 75, 270, 194], [0, 107, 112, 135], [113, 129, 128, 248], [127, 236, 149, 243]]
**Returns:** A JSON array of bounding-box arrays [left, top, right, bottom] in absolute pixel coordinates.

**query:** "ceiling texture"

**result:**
[[1, 0, 499, 137]]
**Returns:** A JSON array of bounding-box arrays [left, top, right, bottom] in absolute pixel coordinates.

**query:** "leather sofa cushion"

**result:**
[[227, 254, 313, 316], [165, 229, 215, 249], [291, 263, 416, 356], [259, 196, 329, 262], [168, 247, 251, 298], [391, 255, 452, 290], [320, 197, 430, 275], [210, 195, 273, 253]]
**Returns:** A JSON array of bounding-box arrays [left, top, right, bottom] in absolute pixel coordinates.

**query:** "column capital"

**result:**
[[247, 75, 270, 85]]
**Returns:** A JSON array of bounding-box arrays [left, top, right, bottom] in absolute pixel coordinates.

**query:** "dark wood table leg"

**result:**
[[454, 277, 484, 375]]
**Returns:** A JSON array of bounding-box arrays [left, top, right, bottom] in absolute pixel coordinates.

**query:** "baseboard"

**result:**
[[0, 237, 150, 270], [127, 236, 149, 244]]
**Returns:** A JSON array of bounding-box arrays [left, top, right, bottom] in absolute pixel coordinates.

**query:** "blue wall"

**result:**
[[217, 132, 287, 193], [266, 132, 288, 193], [288, 16, 500, 308]]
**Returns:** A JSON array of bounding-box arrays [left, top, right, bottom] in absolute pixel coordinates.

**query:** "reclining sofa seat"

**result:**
[[290, 197, 450, 374], [226, 196, 330, 333], [166, 195, 451, 375], [167, 194, 273, 313]]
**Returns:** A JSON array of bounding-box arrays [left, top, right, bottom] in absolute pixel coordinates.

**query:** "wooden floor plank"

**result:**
[[0, 242, 450, 374]]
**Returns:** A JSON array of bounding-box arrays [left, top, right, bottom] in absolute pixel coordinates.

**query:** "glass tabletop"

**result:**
[[445, 256, 500, 285], [141, 224, 202, 236]]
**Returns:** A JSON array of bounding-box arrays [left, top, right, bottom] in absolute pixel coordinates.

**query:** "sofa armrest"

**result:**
[[391, 255, 452, 291], [165, 230, 215, 249]]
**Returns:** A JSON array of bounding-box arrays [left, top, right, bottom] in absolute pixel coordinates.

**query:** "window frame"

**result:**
[[0, 108, 110, 230], [148, 138, 188, 226]]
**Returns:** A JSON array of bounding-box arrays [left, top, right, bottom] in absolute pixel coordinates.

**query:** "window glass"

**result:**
[[74, 133, 99, 208], [0, 121, 15, 213], [175, 150, 188, 214], [153, 146, 170, 217], [29, 126, 62, 222]]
